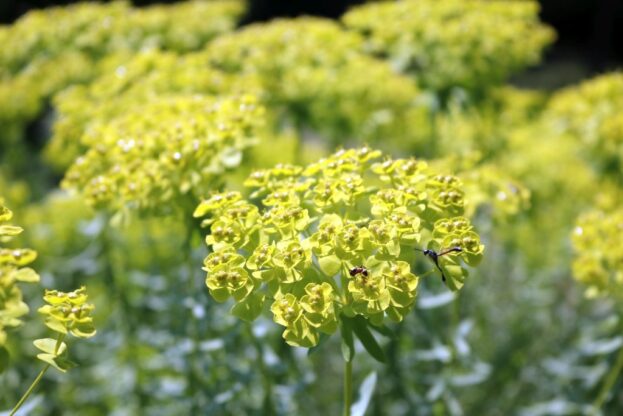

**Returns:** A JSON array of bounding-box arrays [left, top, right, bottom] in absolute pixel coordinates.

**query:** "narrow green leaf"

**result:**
[[369, 323, 395, 338], [352, 316, 386, 363]]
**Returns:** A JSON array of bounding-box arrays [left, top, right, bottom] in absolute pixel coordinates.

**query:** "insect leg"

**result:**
[[433, 259, 446, 283]]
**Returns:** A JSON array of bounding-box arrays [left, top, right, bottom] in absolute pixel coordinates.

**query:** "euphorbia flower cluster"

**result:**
[[546, 73, 623, 174], [572, 208, 623, 299], [0, 0, 244, 145], [343, 0, 554, 98], [195, 148, 484, 347], [62, 94, 264, 215], [34, 286, 96, 372], [0, 202, 39, 347]]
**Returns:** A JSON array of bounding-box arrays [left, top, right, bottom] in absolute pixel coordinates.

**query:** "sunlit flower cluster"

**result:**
[[546, 72, 623, 173], [342, 0, 554, 99], [0, 52, 96, 144], [35, 286, 96, 372], [0, 202, 39, 346], [46, 50, 260, 170], [195, 148, 484, 347], [38, 286, 95, 339], [437, 159, 531, 221], [572, 208, 623, 299], [0, 0, 243, 144], [205, 18, 424, 146], [61, 94, 264, 216]]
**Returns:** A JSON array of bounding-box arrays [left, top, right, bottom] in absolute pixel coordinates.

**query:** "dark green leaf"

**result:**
[[352, 316, 386, 363], [369, 323, 395, 338]]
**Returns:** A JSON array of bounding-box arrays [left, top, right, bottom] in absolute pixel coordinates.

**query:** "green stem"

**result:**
[[10, 334, 64, 416], [592, 342, 623, 412], [10, 364, 50, 416], [183, 214, 202, 413], [343, 358, 353, 416]]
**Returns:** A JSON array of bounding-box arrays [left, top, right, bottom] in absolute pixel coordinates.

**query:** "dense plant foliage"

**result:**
[[1, 0, 623, 415], [0, 202, 39, 351], [61, 94, 264, 215], [546, 73, 623, 174], [205, 19, 426, 147], [343, 0, 555, 101], [0, 0, 243, 146], [573, 207, 623, 298], [46, 50, 260, 170], [196, 148, 483, 347]]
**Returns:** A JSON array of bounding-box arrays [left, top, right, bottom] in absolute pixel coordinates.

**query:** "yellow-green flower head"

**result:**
[[61, 94, 264, 215], [46, 49, 261, 170], [195, 148, 484, 347], [572, 208, 623, 299], [0, 201, 40, 346], [0, 1, 244, 145], [546, 72, 623, 173], [38, 286, 96, 339], [204, 18, 423, 147], [343, 0, 555, 98]]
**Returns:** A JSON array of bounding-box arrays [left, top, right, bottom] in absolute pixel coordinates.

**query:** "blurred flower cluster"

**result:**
[[0, 0, 244, 144], [46, 50, 261, 170], [572, 207, 623, 299], [343, 0, 554, 100], [0, 201, 39, 348], [205, 18, 426, 147], [2, 0, 622, 413], [195, 148, 484, 347], [546, 73, 623, 174], [35, 286, 96, 372], [61, 94, 264, 216]]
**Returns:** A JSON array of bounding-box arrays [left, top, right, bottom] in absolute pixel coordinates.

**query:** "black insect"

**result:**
[[415, 247, 462, 283], [349, 266, 369, 277]]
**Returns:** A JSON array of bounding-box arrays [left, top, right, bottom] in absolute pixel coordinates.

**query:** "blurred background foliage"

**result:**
[[1, 0, 623, 415]]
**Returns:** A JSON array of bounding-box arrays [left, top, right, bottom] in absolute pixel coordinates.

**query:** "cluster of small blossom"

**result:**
[[431, 155, 531, 222], [195, 148, 484, 347], [46, 50, 260, 170], [205, 18, 423, 146], [432, 87, 547, 156], [0, 52, 96, 144], [342, 0, 554, 99], [61, 94, 264, 215], [546, 72, 623, 173], [38, 287, 95, 339], [35, 286, 96, 372], [0, 0, 243, 144], [47, 17, 427, 173], [0, 202, 39, 347], [572, 208, 623, 299]]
